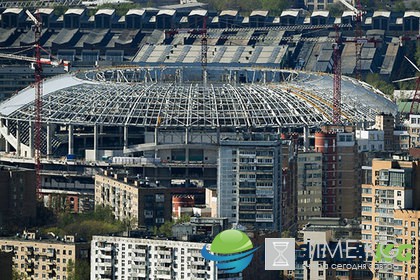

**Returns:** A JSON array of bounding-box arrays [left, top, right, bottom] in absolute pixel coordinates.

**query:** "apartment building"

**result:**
[[393, 210, 420, 279], [218, 139, 282, 231], [95, 172, 206, 228], [297, 152, 323, 228], [298, 230, 371, 280], [407, 114, 420, 147], [0, 165, 36, 229], [361, 157, 420, 280], [91, 235, 223, 280], [314, 126, 360, 220], [375, 113, 394, 151], [356, 129, 385, 152], [0, 233, 89, 280]]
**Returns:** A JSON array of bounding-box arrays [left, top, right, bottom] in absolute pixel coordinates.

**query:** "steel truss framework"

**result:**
[[0, 68, 397, 130]]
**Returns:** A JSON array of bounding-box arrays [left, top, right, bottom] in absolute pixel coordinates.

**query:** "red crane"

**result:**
[[0, 10, 69, 197]]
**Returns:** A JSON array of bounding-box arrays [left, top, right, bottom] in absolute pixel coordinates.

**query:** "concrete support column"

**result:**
[[29, 121, 34, 158], [46, 123, 52, 158], [93, 125, 98, 161], [303, 125, 309, 152], [185, 127, 189, 144], [68, 124, 74, 155], [216, 127, 220, 144], [154, 127, 159, 146], [4, 119, 10, 153], [123, 125, 129, 150], [16, 121, 21, 157]]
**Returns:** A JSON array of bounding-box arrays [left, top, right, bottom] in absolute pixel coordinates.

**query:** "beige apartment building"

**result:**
[[361, 157, 420, 280], [393, 210, 420, 279], [0, 233, 89, 280]]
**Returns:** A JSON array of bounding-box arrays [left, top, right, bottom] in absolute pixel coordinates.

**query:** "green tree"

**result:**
[[261, 0, 290, 15], [158, 220, 174, 237], [392, 1, 406, 12], [67, 259, 76, 280], [327, 3, 345, 17]]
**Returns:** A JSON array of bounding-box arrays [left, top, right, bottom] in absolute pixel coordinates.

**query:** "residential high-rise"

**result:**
[[314, 126, 360, 220], [393, 210, 420, 279], [218, 139, 282, 231], [361, 157, 420, 280], [297, 152, 323, 228], [0, 165, 36, 229]]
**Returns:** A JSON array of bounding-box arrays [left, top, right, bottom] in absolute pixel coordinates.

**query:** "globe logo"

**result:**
[[201, 229, 259, 273]]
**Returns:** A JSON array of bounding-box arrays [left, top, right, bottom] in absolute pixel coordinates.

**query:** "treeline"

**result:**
[[41, 205, 127, 241]]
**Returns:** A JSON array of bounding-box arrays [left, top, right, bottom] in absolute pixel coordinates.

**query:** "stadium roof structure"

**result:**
[[0, 67, 397, 129]]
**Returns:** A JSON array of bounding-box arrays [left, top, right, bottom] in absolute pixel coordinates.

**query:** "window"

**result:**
[[397, 200, 401, 206], [397, 191, 401, 196]]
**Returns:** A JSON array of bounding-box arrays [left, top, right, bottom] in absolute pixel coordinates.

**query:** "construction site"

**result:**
[[0, 0, 415, 210]]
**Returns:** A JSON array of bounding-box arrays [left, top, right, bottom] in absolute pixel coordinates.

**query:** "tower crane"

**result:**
[[0, 10, 69, 198], [166, 23, 354, 124]]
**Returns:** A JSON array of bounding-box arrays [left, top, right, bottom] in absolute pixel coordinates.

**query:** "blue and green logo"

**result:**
[[201, 229, 259, 273]]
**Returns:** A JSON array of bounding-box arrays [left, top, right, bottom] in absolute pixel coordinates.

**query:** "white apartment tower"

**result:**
[[91, 235, 223, 280], [218, 140, 282, 231]]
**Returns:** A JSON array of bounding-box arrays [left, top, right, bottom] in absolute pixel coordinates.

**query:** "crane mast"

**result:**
[[33, 10, 43, 199], [333, 25, 342, 124]]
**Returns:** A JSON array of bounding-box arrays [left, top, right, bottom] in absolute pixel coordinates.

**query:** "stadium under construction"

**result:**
[[0, 65, 398, 215]]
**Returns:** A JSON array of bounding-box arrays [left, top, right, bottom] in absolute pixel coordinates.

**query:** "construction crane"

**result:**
[[338, 0, 364, 80], [167, 24, 353, 124], [0, 10, 69, 198], [393, 56, 420, 115], [333, 25, 342, 124], [165, 16, 208, 85]]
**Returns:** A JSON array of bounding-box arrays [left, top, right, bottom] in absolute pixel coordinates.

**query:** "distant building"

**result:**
[[356, 129, 384, 152], [218, 139, 282, 231], [407, 114, 420, 147], [394, 130, 411, 150], [95, 171, 206, 228], [0, 233, 89, 280], [297, 152, 323, 228], [171, 216, 229, 241], [314, 126, 361, 221], [374, 113, 394, 151], [0, 165, 36, 229], [361, 156, 420, 280]]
